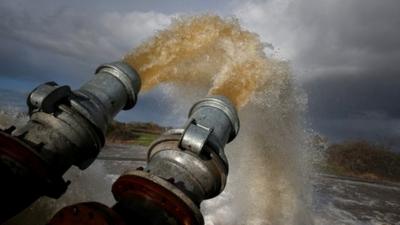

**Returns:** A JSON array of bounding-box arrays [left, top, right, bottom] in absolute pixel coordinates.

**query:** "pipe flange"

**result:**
[[0, 130, 69, 198], [95, 62, 141, 110], [113, 170, 204, 225], [189, 95, 240, 142]]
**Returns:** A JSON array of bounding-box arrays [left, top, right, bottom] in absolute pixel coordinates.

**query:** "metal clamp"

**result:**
[[27, 82, 71, 115], [179, 119, 212, 155]]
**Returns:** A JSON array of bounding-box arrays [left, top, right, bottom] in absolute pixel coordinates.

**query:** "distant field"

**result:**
[[321, 140, 400, 182], [108, 131, 159, 146], [106, 120, 168, 146]]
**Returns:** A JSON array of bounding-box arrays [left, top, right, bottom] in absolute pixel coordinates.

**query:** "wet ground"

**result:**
[[313, 174, 400, 225], [4, 144, 400, 225]]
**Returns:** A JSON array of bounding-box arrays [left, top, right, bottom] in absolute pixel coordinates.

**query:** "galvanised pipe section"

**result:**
[[76, 62, 141, 132], [147, 96, 239, 201], [0, 62, 141, 223], [22, 61, 140, 172], [112, 96, 239, 225]]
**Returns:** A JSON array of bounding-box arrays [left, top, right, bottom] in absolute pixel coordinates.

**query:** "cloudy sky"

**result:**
[[0, 0, 399, 146]]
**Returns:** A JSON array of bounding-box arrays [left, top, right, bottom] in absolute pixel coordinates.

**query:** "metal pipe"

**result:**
[[0, 61, 141, 223], [111, 95, 240, 225]]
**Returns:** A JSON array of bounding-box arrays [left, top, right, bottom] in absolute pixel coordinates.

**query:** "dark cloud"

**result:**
[[304, 72, 400, 120], [0, 0, 173, 83], [291, 0, 400, 73], [0, 35, 92, 86], [304, 72, 400, 146], [291, 0, 400, 142]]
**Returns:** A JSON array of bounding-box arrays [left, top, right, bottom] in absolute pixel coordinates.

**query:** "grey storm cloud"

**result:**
[[290, 0, 400, 75], [304, 71, 400, 120], [294, 0, 400, 142], [285, 0, 400, 119], [0, 0, 174, 83]]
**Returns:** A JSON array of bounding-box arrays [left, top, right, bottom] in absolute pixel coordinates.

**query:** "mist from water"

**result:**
[[124, 14, 315, 225]]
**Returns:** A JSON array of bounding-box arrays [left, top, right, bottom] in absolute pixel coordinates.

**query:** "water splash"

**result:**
[[124, 14, 314, 224], [123, 15, 284, 109], [202, 84, 314, 225]]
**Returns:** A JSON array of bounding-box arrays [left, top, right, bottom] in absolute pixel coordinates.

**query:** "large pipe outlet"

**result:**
[[112, 96, 240, 225], [0, 62, 141, 223]]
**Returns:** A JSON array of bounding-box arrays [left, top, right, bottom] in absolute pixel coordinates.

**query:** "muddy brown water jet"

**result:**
[[123, 15, 283, 109]]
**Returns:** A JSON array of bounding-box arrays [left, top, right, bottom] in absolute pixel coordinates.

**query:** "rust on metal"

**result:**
[[112, 174, 201, 225], [47, 202, 126, 225], [0, 130, 49, 181]]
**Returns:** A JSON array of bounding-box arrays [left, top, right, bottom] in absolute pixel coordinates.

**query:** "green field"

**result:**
[[121, 131, 159, 146], [106, 120, 165, 146]]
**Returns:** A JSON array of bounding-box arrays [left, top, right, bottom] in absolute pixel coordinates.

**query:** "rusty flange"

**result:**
[[0, 129, 69, 197], [112, 170, 203, 225], [0, 129, 69, 224], [47, 202, 126, 225], [0, 129, 49, 179]]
